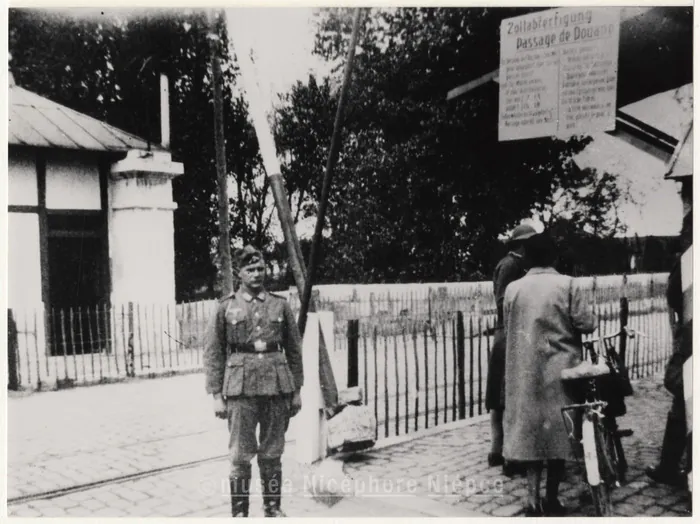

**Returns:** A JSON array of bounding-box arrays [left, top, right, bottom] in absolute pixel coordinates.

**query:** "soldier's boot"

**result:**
[[230, 464, 252, 518], [230, 476, 250, 517], [646, 413, 688, 488], [260, 461, 286, 517]]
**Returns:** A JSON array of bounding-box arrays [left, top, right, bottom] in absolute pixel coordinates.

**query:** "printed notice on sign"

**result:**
[[498, 8, 620, 141]]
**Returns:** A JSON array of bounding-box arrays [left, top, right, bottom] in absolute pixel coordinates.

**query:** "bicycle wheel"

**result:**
[[593, 422, 615, 516], [589, 483, 613, 517], [597, 424, 620, 483], [581, 416, 615, 516]]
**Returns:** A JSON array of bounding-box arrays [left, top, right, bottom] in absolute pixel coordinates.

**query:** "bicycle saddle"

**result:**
[[561, 360, 610, 380]]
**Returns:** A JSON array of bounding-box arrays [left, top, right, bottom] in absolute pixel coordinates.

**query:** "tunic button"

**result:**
[[258, 354, 263, 360], [256, 326, 261, 331]]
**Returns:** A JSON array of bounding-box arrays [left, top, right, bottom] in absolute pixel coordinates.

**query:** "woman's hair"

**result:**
[[524, 232, 558, 268]]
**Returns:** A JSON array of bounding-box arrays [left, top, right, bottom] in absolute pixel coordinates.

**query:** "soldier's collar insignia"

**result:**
[[242, 291, 266, 302]]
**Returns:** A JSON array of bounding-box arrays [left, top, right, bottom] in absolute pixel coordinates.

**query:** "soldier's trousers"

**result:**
[[227, 395, 291, 478]]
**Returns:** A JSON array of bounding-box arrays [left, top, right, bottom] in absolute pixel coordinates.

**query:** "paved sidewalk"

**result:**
[[7, 373, 468, 517], [7, 374, 226, 500], [6, 371, 693, 517]]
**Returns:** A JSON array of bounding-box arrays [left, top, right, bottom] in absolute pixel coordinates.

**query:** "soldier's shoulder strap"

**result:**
[[219, 292, 236, 302], [268, 291, 288, 301]]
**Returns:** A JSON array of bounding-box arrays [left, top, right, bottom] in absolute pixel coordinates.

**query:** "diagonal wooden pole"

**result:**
[[225, 10, 339, 411], [298, 8, 364, 335]]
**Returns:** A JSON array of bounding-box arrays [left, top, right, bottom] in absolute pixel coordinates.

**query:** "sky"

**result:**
[[573, 82, 692, 238], [574, 133, 684, 238], [224, 8, 330, 113]]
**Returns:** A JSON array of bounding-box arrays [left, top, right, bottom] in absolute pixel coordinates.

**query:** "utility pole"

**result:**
[[298, 8, 364, 335], [210, 10, 234, 296]]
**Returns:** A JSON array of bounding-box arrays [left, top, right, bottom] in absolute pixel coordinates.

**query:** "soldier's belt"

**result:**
[[230, 342, 282, 353]]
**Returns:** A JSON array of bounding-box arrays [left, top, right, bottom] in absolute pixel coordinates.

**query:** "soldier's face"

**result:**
[[239, 261, 265, 291]]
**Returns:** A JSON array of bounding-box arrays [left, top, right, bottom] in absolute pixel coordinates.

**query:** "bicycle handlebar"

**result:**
[[562, 401, 607, 410], [583, 327, 646, 346]]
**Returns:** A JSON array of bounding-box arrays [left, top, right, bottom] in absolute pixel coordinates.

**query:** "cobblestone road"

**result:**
[[344, 378, 692, 517], [6, 371, 693, 517]]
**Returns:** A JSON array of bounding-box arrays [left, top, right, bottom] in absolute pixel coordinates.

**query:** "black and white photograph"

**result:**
[[5, 4, 694, 518]]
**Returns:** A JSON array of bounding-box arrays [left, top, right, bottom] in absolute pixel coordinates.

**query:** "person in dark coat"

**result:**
[[486, 224, 536, 475], [204, 246, 303, 517], [646, 211, 693, 488]]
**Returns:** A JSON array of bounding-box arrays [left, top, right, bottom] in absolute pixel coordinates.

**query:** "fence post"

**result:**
[[428, 288, 433, 326], [8, 309, 20, 391], [469, 316, 474, 418], [619, 297, 629, 376], [347, 319, 359, 388], [457, 311, 466, 420], [127, 302, 135, 378]]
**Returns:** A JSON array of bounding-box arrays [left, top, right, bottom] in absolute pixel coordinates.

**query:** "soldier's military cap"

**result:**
[[235, 245, 264, 269]]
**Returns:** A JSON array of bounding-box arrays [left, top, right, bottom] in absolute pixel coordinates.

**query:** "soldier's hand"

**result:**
[[290, 391, 302, 417], [213, 394, 227, 419]]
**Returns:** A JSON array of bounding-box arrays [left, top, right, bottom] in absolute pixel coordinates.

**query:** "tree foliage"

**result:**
[[10, 7, 632, 297], [273, 7, 627, 283]]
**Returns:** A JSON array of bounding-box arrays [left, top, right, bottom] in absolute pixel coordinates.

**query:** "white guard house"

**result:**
[[8, 73, 183, 387]]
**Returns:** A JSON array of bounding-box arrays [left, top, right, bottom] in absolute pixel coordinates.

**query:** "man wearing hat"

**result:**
[[204, 246, 303, 517], [486, 223, 536, 476]]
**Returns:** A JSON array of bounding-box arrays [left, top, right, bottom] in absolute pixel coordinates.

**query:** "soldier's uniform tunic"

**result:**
[[204, 288, 303, 516]]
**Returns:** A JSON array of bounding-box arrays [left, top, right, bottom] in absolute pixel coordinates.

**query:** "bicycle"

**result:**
[[560, 328, 642, 516]]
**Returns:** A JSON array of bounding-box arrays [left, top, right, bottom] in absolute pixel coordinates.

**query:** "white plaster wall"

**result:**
[[8, 212, 42, 308], [110, 209, 176, 304], [111, 175, 175, 210], [46, 155, 101, 210], [8, 149, 38, 206]]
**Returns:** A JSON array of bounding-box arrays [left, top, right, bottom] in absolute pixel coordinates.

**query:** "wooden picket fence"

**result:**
[[7, 301, 218, 390], [8, 272, 672, 435], [346, 295, 673, 441]]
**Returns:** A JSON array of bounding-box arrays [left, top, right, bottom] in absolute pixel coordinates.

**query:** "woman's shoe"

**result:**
[[503, 461, 526, 477], [543, 498, 567, 516], [488, 453, 505, 467]]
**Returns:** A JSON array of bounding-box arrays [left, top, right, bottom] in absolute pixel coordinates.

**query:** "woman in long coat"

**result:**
[[503, 233, 596, 516]]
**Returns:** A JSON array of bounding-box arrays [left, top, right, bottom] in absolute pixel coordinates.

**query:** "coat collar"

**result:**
[[526, 266, 559, 276]]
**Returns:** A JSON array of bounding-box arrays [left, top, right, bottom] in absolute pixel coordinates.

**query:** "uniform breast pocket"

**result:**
[[269, 316, 284, 343], [226, 316, 247, 345]]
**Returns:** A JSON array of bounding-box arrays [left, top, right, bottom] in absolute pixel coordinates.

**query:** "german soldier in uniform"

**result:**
[[204, 246, 303, 517], [646, 211, 693, 488]]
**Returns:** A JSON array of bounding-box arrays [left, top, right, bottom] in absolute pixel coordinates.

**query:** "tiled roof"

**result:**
[[9, 81, 165, 153]]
